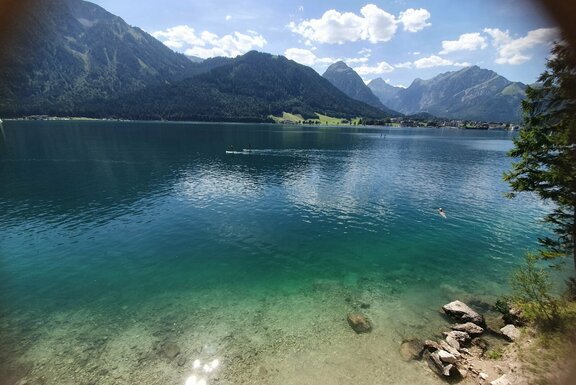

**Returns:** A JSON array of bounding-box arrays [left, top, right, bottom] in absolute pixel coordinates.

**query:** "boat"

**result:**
[[225, 150, 245, 154]]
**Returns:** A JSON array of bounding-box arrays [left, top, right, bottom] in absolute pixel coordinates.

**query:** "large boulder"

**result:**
[[347, 312, 372, 333], [500, 324, 520, 342], [442, 301, 485, 326], [450, 322, 484, 336], [437, 350, 457, 364], [443, 330, 471, 345]]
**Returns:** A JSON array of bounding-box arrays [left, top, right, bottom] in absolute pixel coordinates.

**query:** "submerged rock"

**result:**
[[160, 341, 181, 360], [347, 312, 372, 333], [500, 324, 520, 342], [450, 322, 484, 336], [442, 300, 485, 326], [399, 338, 424, 361]]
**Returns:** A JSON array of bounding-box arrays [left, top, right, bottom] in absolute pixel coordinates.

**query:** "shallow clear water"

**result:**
[[0, 121, 549, 385]]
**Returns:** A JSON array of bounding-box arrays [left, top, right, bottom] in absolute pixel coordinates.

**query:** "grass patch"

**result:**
[[269, 112, 361, 125], [485, 348, 503, 360]]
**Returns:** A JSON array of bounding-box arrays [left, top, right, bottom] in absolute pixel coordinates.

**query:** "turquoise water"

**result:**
[[0, 121, 548, 385]]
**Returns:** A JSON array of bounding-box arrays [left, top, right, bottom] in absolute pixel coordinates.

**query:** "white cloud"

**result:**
[[484, 27, 558, 65], [358, 48, 372, 57], [152, 25, 205, 47], [346, 57, 369, 64], [284, 48, 336, 66], [361, 4, 399, 43], [440, 32, 487, 54], [398, 8, 431, 32], [153, 25, 266, 58], [225, 15, 232, 21], [394, 61, 413, 69], [288, 4, 397, 44], [413, 55, 470, 69], [353, 61, 395, 75], [284, 48, 368, 67]]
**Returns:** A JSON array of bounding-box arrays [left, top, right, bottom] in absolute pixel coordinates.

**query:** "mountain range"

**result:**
[[322, 62, 389, 111], [0, 0, 526, 123], [367, 67, 527, 122]]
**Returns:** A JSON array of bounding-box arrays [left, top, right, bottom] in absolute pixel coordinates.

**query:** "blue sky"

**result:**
[[89, 0, 557, 87]]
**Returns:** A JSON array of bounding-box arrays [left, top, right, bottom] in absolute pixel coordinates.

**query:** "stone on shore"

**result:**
[[444, 330, 471, 345], [399, 338, 424, 361], [424, 340, 442, 351], [440, 340, 461, 358], [347, 312, 372, 333], [442, 301, 485, 326], [438, 350, 457, 364], [445, 335, 460, 350], [491, 374, 511, 385], [500, 324, 520, 342], [451, 322, 484, 336]]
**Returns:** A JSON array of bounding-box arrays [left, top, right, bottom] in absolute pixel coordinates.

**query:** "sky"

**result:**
[[88, 0, 558, 87]]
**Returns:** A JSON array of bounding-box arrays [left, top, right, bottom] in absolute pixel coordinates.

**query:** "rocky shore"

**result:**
[[397, 300, 527, 385]]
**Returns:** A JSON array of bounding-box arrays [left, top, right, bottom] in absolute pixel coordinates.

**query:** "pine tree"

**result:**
[[504, 41, 576, 269]]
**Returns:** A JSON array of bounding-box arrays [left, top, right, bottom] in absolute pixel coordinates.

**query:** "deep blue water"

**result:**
[[0, 121, 550, 384], [0, 121, 549, 312]]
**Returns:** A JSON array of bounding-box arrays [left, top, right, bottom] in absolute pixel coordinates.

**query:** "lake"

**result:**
[[0, 121, 548, 385]]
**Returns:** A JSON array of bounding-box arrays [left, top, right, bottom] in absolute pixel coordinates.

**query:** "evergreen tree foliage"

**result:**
[[504, 41, 576, 268]]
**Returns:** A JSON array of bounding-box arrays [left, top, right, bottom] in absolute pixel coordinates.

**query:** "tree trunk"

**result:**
[[573, 208, 576, 270]]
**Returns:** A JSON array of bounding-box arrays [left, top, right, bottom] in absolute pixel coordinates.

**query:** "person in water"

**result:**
[[438, 207, 446, 217]]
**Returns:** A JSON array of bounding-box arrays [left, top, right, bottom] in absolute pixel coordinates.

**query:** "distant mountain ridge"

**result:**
[[84, 51, 393, 121], [0, 0, 201, 116], [0, 0, 395, 121], [322, 61, 397, 115], [0, 0, 524, 123], [368, 66, 527, 122]]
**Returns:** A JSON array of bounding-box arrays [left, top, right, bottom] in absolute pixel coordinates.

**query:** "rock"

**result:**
[[160, 342, 181, 360], [438, 350, 457, 364], [177, 356, 187, 367], [399, 339, 424, 361], [423, 340, 442, 352], [440, 340, 461, 358], [347, 312, 372, 333], [425, 350, 445, 376], [491, 374, 511, 385], [444, 330, 471, 345], [360, 303, 370, 309], [451, 322, 484, 336], [479, 372, 489, 380], [442, 364, 453, 377], [457, 366, 468, 378], [445, 335, 460, 350], [500, 324, 520, 342], [442, 300, 485, 326], [503, 306, 526, 326]]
